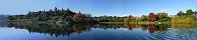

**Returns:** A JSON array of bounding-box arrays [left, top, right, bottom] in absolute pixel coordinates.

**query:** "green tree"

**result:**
[[112, 16, 121, 22], [186, 9, 194, 15], [177, 11, 185, 16], [157, 12, 168, 19], [156, 12, 170, 22], [54, 7, 58, 12], [194, 11, 197, 14], [49, 9, 53, 13], [137, 15, 148, 22]]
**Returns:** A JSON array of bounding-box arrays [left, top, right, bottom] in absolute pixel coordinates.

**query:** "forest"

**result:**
[[7, 7, 98, 24]]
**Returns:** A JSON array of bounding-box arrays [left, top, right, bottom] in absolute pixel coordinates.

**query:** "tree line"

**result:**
[[7, 8, 197, 24], [99, 9, 197, 24], [7, 7, 98, 24]]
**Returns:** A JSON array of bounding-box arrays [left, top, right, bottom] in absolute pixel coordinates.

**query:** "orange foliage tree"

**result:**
[[128, 15, 136, 22], [124, 15, 136, 24], [72, 12, 87, 22]]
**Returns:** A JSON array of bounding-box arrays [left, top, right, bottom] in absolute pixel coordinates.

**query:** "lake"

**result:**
[[0, 21, 197, 40]]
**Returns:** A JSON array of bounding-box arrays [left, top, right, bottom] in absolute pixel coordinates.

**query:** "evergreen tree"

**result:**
[[186, 9, 194, 15]]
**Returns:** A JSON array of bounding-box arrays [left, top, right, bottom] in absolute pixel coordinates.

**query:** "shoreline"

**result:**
[[99, 22, 170, 24]]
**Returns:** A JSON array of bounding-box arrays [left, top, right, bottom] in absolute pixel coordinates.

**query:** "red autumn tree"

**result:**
[[148, 13, 157, 21]]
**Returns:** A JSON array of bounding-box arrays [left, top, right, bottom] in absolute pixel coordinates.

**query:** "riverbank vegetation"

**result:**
[[172, 9, 197, 24], [6, 7, 197, 24], [99, 9, 197, 24]]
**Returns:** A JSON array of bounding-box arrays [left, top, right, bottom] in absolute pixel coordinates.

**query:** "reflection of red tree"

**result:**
[[72, 25, 82, 33], [72, 25, 90, 34], [148, 24, 157, 33]]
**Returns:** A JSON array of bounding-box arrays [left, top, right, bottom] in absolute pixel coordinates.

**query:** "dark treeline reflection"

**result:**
[[6, 22, 171, 37], [6, 22, 93, 37]]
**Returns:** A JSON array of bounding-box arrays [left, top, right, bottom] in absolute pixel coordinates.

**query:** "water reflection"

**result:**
[[6, 22, 170, 37], [3, 22, 197, 40], [6, 22, 93, 37], [148, 24, 157, 33], [124, 24, 137, 30]]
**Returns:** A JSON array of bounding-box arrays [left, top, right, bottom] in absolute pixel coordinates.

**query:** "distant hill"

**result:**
[[6, 7, 98, 24]]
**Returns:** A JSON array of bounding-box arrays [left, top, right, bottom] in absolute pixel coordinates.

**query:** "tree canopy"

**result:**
[[148, 13, 157, 21]]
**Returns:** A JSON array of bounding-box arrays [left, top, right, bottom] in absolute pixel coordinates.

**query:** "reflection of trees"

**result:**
[[149, 24, 172, 40], [7, 22, 92, 37], [138, 24, 148, 31], [7, 22, 171, 38], [98, 24, 138, 30], [98, 24, 169, 33], [98, 24, 124, 30], [0, 21, 7, 27], [124, 24, 137, 30], [72, 24, 91, 34], [148, 24, 169, 33], [148, 24, 157, 33], [157, 24, 170, 32]]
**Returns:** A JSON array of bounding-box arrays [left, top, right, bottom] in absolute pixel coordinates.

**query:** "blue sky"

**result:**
[[0, 0, 197, 16]]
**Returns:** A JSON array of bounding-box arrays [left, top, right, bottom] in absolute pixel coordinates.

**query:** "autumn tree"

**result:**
[[124, 15, 136, 24], [124, 18, 129, 24], [130, 17, 136, 22], [72, 12, 87, 22], [124, 15, 136, 22], [148, 13, 157, 22]]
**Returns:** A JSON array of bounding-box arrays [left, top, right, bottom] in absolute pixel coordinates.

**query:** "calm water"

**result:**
[[1, 21, 197, 40]]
